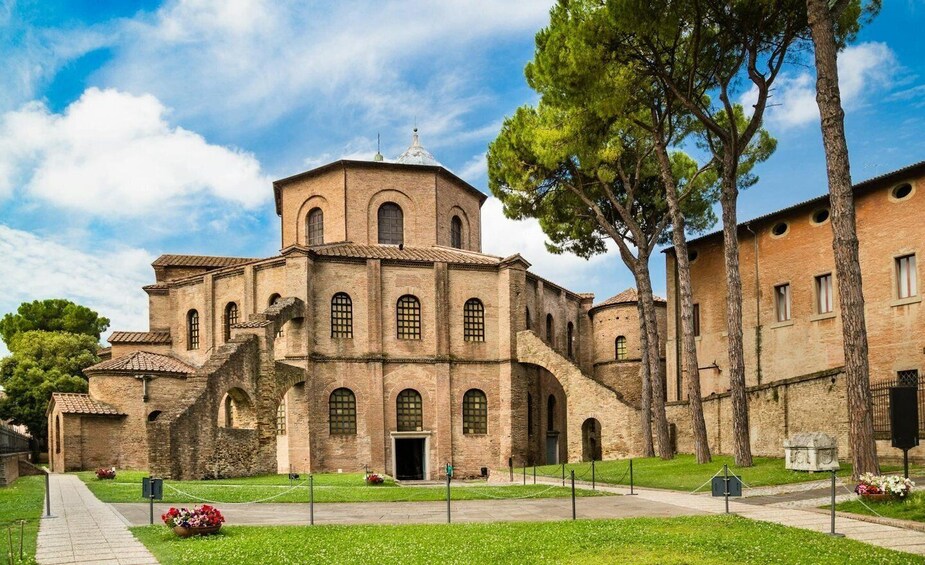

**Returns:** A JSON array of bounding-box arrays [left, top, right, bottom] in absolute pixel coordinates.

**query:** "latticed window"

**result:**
[[615, 336, 627, 360], [462, 389, 487, 434], [898, 370, 920, 387], [276, 397, 287, 435], [307, 208, 324, 246], [331, 293, 353, 338], [451, 215, 462, 248], [224, 302, 238, 342], [187, 310, 199, 350], [463, 298, 485, 342], [329, 388, 357, 435], [396, 295, 421, 339], [396, 389, 423, 431], [378, 202, 404, 245]]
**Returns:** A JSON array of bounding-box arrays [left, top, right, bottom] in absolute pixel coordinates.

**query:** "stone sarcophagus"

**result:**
[[784, 432, 840, 472]]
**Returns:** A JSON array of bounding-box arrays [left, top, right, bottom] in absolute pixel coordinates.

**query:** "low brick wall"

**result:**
[[0, 452, 36, 486], [667, 368, 925, 464]]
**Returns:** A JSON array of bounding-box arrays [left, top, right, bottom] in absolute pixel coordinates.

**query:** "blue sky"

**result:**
[[1, 0, 923, 350]]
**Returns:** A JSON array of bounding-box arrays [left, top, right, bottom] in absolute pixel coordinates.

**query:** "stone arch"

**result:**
[[296, 195, 330, 246], [582, 418, 602, 462], [367, 188, 417, 246], [515, 330, 642, 462], [218, 387, 256, 429]]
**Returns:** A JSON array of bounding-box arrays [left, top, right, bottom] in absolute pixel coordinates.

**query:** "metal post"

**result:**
[[723, 464, 729, 514], [570, 470, 576, 520], [446, 471, 451, 524], [592, 459, 596, 490], [149, 494, 154, 525], [829, 469, 843, 537], [904, 448, 910, 479], [561, 462, 565, 486], [523, 463, 526, 485], [309, 475, 314, 525], [7, 527, 12, 565], [20, 520, 25, 561], [44, 472, 51, 517], [509, 457, 513, 482], [628, 459, 636, 495], [533, 464, 536, 485]]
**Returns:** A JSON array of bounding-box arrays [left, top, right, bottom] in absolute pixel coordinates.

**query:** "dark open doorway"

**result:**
[[395, 438, 425, 480]]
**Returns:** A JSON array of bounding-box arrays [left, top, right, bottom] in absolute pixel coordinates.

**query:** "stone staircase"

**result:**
[[516, 330, 642, 460]]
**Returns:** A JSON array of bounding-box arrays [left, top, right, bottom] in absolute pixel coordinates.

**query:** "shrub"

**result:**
[[365, 473, 384, 485], [96, 468, 116, 480]]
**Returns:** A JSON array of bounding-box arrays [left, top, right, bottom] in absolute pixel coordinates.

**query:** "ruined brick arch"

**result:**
[[218, 387, 257, 429], [262, 296, 306, 337]]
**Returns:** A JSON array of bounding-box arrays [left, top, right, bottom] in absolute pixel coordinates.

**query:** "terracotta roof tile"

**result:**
[[591, 288, 666, 311], [314, 243, 501, 265], [152, 254, 258, 268], [108, 331, 171, 345], [85, 351, 195, 375], [51, 393, 122, 416]]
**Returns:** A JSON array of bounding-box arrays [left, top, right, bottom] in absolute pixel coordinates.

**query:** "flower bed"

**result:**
[[365, 473, 384, 485], [162, 505, 225, 537], [96, 468, 116, 480], [855, 473, 915, 500]]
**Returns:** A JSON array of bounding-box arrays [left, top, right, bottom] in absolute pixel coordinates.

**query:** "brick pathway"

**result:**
[[36, 474, 158, 565]]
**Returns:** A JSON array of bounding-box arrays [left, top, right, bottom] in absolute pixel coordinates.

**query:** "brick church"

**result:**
[[47, 132, 660, 480]]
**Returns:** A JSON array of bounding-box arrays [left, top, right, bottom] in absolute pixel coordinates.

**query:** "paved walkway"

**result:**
[[112, 493, 704, 526], [36, 474, 158, 565]]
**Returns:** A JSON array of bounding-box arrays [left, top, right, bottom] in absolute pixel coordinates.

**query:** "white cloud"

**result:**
[[0, 224, 153, 355], [96, 0, 553, 132], [458, 153, 488, 184], [480, 197, 633, 295], [0, 87, 271, 215], [743, 42, 898, 129]]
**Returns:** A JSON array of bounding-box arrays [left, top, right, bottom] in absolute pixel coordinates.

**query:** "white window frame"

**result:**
[[775, 283, 791, 323], [815, 274, 833, 314], [897, 254, 918, 299]]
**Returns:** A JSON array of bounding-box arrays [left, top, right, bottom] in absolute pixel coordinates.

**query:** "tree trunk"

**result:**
[[720, 152, 753, 467], [636, 260, 674, 459], [653, 143, 711, 463], [636, 299, 655, 457], [806, 0, 879, 478]]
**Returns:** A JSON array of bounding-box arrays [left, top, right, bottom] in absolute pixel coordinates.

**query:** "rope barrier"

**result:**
[[836, 477, 885, 519], [689, 468, 725, 494], [163, 479, 309, 504]]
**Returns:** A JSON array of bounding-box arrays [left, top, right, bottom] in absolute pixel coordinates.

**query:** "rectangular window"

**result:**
[[775, 284, 791, 322], [897, 254, 918, 299], [692, 303, 701, 337], [815, 274, 833, 314]]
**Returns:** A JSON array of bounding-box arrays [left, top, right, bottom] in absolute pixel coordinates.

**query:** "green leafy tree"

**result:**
[[0, 331, 100, 445], [0, 299, 110, 347], [488, 94, 717, 458]]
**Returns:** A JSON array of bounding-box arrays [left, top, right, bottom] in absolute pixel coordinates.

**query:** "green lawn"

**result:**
[[0, 475, 45, 565], [521, 455, 917, 491], [835, 491, 925, 523], [77, 471, 606, 504], [131, 514, 922, 565]]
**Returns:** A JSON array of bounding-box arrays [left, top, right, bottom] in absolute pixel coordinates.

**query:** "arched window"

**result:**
[[527, 393, 534, 437], [378, 202, 404, 245], [546, 313, 554, 345], [567, 322, 574, 358], [526, 307, 531, 330], [547, 395, 556, 432], [224, 302, 238, 342], [147, 410, 162, 422], [463, 298, 485, 342], [451, 215, 463, 248], [615, 336, 627, 360], [187, 310, 200, 350], [276, 397, 287, 435], [396, 389, 423, 432], [462, 389, 487, 434], [269, 293, 282, 306], [331, 293, 353, 338], [55, 415, 61, 454], [396, 295, 421, 340], [329, 388, 357, 435], [307, 207, 324, 246], [224, 394, 234, 427]]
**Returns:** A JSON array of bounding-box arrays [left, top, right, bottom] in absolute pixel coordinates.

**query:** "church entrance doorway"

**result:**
[[392, 434, 428, 480]]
